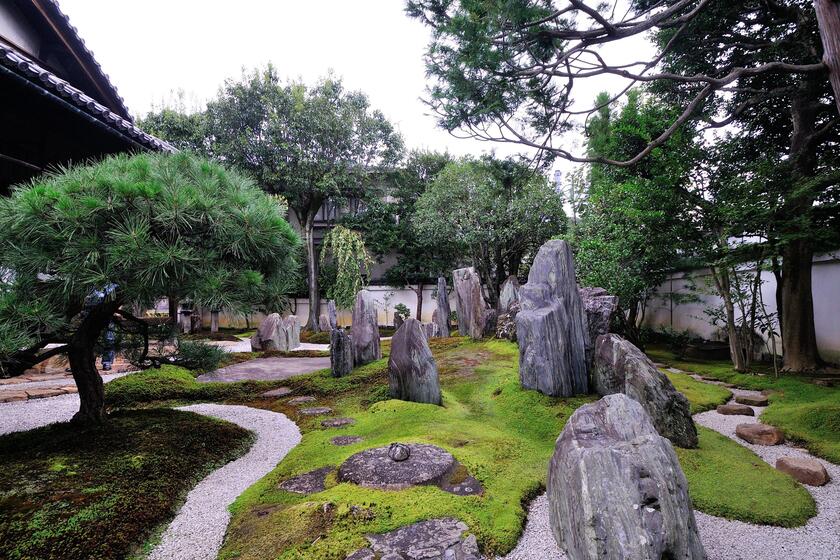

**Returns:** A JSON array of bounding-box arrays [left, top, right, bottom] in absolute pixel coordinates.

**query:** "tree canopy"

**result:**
[[0, 152, 300, 423]]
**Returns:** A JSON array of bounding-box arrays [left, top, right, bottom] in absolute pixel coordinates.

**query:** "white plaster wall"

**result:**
[[643, 252, 840, 363]]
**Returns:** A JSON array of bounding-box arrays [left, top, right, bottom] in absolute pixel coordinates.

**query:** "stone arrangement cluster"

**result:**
[[249, 313, 301, 352]]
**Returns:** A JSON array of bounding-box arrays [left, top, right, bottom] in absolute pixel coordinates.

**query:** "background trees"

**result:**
[[0, 153, 300, 423], [413, 155, 566, 307], [407, 0, 840, 371]]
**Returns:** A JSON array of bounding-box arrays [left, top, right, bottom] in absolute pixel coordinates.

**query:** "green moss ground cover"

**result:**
[[664, 371, 731, 414], [0, 409, 252, 560], [647, 345, 840, 464]]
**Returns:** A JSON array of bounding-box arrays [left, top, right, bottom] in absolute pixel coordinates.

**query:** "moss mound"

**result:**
[[0, 409, 252, 560]]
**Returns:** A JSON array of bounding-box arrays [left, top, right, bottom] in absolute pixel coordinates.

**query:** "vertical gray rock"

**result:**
[[422, 322, 439, 339], [327, 300, 338, 329], [394, 314, 404, 331], [579, 287, 618, 366], [434, 276, 451, 337], [330, 328, 353, 377], [495, 302, 520, 341], [283, 315, 301, 350], [592, 333, 699, 448], [516, 240, 589, 396], [497, 275, 521, 313], [318, 314, 332, 332], [388, 318, 442, 405], [548, 394, 706, 560], [250, 313, 284, 351], [482, 309, 497, 337], [351, 290, 381, 366], [452, 267, 486, 339]]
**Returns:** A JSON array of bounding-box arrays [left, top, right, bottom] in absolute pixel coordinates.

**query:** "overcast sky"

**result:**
[[60, 1, 652, 181]]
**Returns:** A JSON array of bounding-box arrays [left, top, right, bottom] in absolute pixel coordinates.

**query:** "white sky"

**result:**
[[59, 0, 653, 182]]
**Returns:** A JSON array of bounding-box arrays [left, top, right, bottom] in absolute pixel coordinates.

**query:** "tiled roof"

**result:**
[[42, 0, 132, 119], [0, 42, 175, 153]]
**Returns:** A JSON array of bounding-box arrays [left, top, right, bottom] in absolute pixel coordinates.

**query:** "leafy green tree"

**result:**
[[575, 90, 697, 344], [413, 156, 566, 307], [320, 225, 373, 310], [203, 68, 403, 331], [0, 153, 300, 424], [344, 151, 459, 318], [407, 0, 840, 371]]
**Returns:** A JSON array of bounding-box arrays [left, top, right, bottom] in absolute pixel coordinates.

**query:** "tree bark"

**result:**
[[210, 310, 220, 333], [301, 212, 321, 332], [814, 0, 840, 115], [168, 294, 179, 339], [711, 265, 747, 372], [69, 299, 121, 425], [414, 282, 424, 320], [780, 240, 821, 371]]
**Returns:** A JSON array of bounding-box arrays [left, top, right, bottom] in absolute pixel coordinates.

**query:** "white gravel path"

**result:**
[[0, 372, 130, 435], [497, 385, 839, 560], [148, 404, 301, 560]]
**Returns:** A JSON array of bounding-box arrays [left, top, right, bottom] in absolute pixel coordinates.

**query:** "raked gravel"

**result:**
[[148, 404, 300, 560], [497, 385, 839, 560]]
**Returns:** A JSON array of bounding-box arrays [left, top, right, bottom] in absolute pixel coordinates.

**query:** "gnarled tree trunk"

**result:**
[[780, 240, 821, 371], [414, 282, 424, 320]]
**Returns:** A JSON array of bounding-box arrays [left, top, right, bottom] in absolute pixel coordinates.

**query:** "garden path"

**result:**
[[148, 404, 301, 560], [197, 356, 331, 382], [498, 378, 839, 560]]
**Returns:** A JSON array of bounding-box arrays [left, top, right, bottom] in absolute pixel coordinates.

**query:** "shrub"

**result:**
[[174, 339, 226, 372], [394, 303, 410, 321]]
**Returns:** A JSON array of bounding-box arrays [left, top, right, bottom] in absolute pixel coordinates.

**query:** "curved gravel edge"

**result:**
[[148, 404, 301, 560], [497, 386, 839, 560]]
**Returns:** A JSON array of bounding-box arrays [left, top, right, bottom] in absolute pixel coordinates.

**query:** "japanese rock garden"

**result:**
[[2, 1, 840, 560]]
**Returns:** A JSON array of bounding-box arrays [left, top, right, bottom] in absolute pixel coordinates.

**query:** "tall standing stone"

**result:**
[[319, 314, 332, 332], [327, 300, 338, 330], [592, 333, 698, 448], [579, 287, 618, 366], [548, 394, 706, 560], [250, 313, 284, 351], [283, 315, 301, 350], [388, 318, 442, 405], [498, 275, 521, 313], [434, 276, 451, 337], [351, 290, 381, 366], [330, 328, 353, 377], [452, 267, 486, 339], [516, 240, 589, 396]]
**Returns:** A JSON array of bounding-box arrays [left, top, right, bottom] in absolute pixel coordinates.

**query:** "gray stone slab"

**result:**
[[196, 357, 331, 383]]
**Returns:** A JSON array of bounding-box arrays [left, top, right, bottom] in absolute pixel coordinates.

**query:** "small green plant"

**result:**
[[394, 303, 410, 321], [173, 339, 226, 372]]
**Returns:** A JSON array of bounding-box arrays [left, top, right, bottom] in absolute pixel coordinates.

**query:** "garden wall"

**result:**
[[643, 251, 840, 363]]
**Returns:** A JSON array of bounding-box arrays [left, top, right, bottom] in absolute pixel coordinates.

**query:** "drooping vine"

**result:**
[[320, 226, 374, 309]]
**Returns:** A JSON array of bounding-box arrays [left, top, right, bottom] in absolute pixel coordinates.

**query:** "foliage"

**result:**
[[664, 371, 731, 415], [319, 226, 373, 310], [413, 156, 566, 305], [394, 303, 410, 321], [0, 152, 300, 380], [172, 339, 227, 372], [0, 409, 252, 560], [646, 344, 840, 463], [574, 90, 697, 342]]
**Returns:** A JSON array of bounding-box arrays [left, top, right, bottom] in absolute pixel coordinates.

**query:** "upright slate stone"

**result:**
[[330, 328, 353, 377], [422, 322, 439, 339], [394, 314, 404, 331], [452, 267, 486, 339], [388, 318, 442, 405], [548, 394, 706, 560], [319, 313, 332, 332], [498, 275, 521, 313], [351, 290, 380, 366], [579, 286, 618, 365], [327, 300, 338, 329], [434, 276, 451, 337], [283, 315, 301, 349], [250, 313, 284, 351], [592, 333, 698, 448], [516, 240, 588, 396]]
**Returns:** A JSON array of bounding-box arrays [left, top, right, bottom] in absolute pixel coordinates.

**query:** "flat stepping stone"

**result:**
[[440, 469, 484, 496], [261, 387, 292, 398], [278, 466, 333, 494], [338, 443, 455, 490], [717, 403, 755, 416], [299, 406, 332, 416], [347, 518, 480, 560], [287, 396, 316, 405], [735, 394, 769, 407], [0, 391, 28, 402], [814, 378, 836, 387], [666, 367, 684, 374], [736, 423, 785, 445], [332, 435, 364, 446], [25, 388, 67, 399], [776, 457, 831, 486], [321, 417, 355, 428]]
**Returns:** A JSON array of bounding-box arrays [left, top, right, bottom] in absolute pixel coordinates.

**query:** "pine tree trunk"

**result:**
[[168, 295, 179, 339], [210, 310, 219, 333], [303, 216, 321, 332], [68, 342, 105, 425], [415, 283, 424, 320], [780, 240, 821, 371]]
